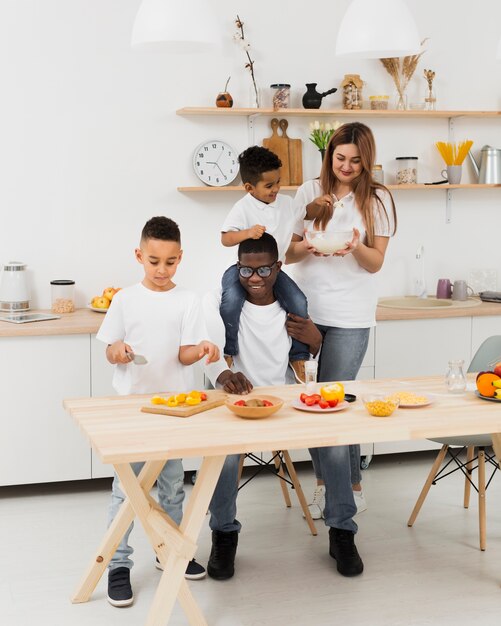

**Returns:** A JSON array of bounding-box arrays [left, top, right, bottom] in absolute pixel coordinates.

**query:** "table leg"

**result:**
[[145, 455, 226, 626], [72, 459, 165, 603]]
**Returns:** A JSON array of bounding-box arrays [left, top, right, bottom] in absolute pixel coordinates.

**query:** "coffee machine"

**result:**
[[0, 261, 31, 311]]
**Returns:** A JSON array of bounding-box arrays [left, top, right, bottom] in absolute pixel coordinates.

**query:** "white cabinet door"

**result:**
[[90, 335, 115, 478], [0, 335, 91, 485], [373, 318, 471, 455]]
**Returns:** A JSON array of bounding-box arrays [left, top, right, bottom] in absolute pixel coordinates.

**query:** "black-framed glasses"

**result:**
[[237, 262, 277, 279]]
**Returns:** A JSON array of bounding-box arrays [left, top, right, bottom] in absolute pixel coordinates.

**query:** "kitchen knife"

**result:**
[[126, 351, 148, 365]]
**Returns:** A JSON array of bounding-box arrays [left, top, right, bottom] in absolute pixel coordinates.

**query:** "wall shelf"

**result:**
[[178, 183, 501, 193]]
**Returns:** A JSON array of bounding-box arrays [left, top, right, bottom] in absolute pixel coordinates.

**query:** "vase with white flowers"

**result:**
[[309, 121, 341, 164], [233, 15, 260, 108]]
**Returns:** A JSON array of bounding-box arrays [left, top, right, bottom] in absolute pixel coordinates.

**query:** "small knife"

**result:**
[[126, 351, 148, 365]]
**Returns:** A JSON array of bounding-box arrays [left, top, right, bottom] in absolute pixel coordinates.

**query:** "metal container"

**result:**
[[0, 261, 30, 311], [468, 145, 501, 184]]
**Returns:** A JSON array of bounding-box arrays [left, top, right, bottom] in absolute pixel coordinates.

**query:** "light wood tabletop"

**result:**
[[64, 375, 501, 626]]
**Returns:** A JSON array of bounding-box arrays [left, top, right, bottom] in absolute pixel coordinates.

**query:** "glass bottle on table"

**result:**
[[304, 360, 318, 394], [445, 359, 467, 393]]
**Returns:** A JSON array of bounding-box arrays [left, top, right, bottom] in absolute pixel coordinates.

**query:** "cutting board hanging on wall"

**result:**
[[262, 118, 291, 185], [141, 390, 227, 418], [279, 119, 303, 186]]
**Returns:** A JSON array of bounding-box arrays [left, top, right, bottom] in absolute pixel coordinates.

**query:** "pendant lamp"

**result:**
[[335, 0, 420, 58], [131, 0, 221, 52]]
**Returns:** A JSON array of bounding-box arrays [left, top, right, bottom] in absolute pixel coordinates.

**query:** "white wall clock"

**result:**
[[192, 140, 239, 186]]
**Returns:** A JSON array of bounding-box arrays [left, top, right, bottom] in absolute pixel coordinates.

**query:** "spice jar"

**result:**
[[51, 279, 75, 313], [270, 84, 291, 110], [372, 164, 384, 184], [369, 95, 389, 110], [395, 156, 418, 184]]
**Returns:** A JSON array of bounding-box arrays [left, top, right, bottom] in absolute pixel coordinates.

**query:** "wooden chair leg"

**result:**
[[478, 448, 486, 551], [408, 444, 448, 527], [463, 445, 475, 509], [273, 451, 292, 508], [237, 454, 245, 483], [282, 450, 317, 536]]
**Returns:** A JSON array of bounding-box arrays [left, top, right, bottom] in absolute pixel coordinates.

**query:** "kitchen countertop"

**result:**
[[0, 300, 500, 337]]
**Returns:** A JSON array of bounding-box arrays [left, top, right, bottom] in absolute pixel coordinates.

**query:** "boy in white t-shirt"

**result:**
[[220, 146, 311, 382], [96, 216, 219, 608]]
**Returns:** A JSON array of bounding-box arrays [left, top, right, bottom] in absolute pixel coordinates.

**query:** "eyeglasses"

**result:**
[[237, 262, 277, 279]]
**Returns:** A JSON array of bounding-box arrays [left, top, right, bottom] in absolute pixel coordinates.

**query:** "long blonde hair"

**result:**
[[316, 122, 397, 247]]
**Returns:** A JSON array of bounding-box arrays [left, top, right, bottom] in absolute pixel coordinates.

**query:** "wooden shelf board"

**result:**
[[177, 107, 501, 119], [178, 183, 501, 192]]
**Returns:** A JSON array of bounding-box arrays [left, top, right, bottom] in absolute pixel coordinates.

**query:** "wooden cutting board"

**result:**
[[280, 119, 303, 186], [141, 390, 227, 418], [262, 118, 290, 185]]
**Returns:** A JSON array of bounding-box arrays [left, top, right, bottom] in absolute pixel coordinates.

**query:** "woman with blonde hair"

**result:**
[[287, 122, 397, 521]]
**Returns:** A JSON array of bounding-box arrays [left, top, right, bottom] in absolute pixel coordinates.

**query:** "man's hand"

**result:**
[[286, 314, 322, 357], [217, 370, 253, 395]]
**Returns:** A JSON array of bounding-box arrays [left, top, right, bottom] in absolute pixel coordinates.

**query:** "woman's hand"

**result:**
[[334, 228, 360, 257]]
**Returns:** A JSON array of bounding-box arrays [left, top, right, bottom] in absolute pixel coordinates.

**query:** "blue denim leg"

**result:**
[[208, 454, 242, 533], [108, 459, 185, 570], [309, 445, 357, 532], [220, 264, 246, 356], [312, 325, 370, 486], [273, 271, 310, 362]]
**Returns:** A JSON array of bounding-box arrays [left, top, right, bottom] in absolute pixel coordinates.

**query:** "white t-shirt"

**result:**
[[203, 290, 292, 388], [96, 283, 204, 395], [221, 192, 305, 263], [291, 179, 395, 328]]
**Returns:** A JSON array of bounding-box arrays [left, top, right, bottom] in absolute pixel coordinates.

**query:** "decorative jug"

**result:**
[[302, 83, 337, 109]]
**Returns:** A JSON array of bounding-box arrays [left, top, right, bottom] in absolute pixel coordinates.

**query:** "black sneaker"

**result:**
[[155, 557, 207, 580], [207, 530, 239, 580], [329, 527, 364, 577], [107, 567, 133, 607]]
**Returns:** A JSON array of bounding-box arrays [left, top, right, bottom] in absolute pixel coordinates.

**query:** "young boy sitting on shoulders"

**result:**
[[220, 145, 316, 382], [96, 216, 219, 608]]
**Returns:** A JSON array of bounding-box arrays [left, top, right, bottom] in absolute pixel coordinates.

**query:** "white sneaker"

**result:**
[[353, 489, 367, 515], [303, 485, 325, 520]]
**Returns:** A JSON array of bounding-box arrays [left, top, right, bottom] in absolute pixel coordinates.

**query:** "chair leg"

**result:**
[[408, 444, 449, 527], [282, 450, 317, 536], [237, 454, 245, 483], [478, 448, 486, 551], [273, 451, 292, 508], [463, 445, 475, 509]]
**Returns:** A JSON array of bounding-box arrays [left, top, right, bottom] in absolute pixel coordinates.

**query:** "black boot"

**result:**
[[207, 530, 239, 580], [329, 527, 364, 577]]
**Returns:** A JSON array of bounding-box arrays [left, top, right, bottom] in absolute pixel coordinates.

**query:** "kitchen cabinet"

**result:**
[[0, 335, 91, 486]]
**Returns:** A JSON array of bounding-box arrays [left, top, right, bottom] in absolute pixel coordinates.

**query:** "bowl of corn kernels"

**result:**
[[362, 394, 400, 417]]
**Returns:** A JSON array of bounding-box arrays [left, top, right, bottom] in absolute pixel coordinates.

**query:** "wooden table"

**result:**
[[64, 376, 501, 626]]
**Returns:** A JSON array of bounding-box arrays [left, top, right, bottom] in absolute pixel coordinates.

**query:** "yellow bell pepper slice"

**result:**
[[185, 395, 202, 406], [320, 383, 345, 402], [175, 393, 187, 403], [151, 395, 168, 405], [166, 396, 179, 407], [188, 390, 202, 399]]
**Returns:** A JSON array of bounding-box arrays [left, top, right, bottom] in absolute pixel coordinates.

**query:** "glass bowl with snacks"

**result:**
[[305, 230, 352, 254], [362, 394, 400, 417]]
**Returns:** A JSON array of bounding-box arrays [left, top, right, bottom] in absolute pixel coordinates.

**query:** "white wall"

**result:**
[[1, 0, 501, 309]]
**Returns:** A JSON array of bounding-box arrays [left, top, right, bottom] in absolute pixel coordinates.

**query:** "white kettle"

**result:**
[[0, 261, 31, 311]]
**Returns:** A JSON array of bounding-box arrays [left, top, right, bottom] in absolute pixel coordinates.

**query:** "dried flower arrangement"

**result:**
[[423, 69, 436, 110], [380, 39, 428, 110], [233, 15, 259, 107]]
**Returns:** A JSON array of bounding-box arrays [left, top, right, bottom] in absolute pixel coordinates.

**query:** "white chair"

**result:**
[[407, 335, 501, 550]]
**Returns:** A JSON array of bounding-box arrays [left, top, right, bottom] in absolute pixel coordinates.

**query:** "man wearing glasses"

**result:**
[[203, 233, 363, 583]]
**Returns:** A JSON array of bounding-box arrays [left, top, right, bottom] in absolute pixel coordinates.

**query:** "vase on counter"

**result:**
[[319, 149, 326, 166]]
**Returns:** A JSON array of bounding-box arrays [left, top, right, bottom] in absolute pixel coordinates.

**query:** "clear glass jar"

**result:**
[[270, 83, 290, 110], [369, 95, 389, 110], [51, 279, 75, 313], [304, 360, 318, 394], [445, 359, 467, 393], [372, 164, 384, 184], [396, 156, 418, 184]]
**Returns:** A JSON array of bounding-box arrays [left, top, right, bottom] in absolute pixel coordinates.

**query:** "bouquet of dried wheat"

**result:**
[[380, 39, 428, 109]]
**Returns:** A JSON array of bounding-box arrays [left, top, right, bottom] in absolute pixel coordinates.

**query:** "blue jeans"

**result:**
[[108, 459, 185, 570], [314, 325, 371, 486], [220, 264, 310, 361], [208, 448, 356, 533]]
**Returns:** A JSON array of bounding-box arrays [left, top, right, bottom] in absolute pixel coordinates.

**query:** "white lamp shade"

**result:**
[[131, 0, 221, 52], [335, 0, 421, 58]]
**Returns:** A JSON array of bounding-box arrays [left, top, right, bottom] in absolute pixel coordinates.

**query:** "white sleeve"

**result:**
[[221, 201, 247, 233], [201, 290, 228, 387], [95, 293, 125, 345], [373, 189, 396, 237], [292, 180, 319, 236], [180, 294, 206, 347]]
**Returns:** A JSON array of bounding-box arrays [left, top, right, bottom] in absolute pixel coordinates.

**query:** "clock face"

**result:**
[[193, 140, 239, 187]]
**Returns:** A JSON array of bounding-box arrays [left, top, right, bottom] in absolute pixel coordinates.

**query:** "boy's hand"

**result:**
[[286, 314, 322, 357], [107, 341, 134, 364], [311, 194, 333, 212], [197, 341, 220, 364], [217, 370, 253, 394], [247, 224, 266, 239]]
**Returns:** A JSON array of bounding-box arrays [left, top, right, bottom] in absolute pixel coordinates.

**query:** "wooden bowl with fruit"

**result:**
[[225, 395, 284, 419]]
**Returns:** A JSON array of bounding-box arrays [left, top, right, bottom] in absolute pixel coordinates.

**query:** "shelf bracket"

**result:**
[[445, 188, 452, 223], [247, 113, 259, 145]]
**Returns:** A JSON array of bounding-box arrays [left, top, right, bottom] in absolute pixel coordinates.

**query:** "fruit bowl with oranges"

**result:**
[[88, 287, 121, 312], [475, 361, 501, 401]]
